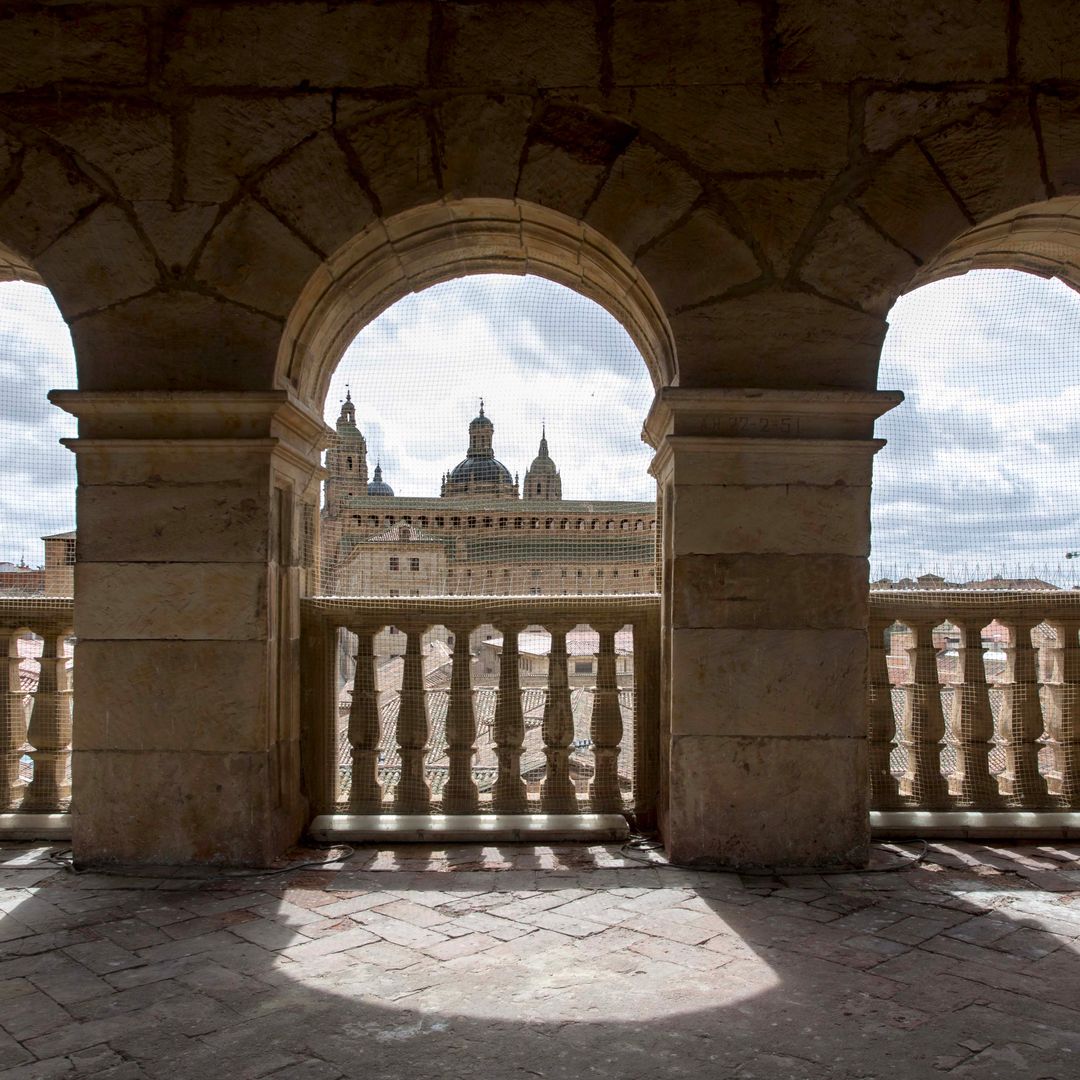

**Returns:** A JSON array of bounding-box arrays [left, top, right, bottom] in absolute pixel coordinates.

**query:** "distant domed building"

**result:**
[[440, 402, 518, 500], [367, 463, 394, 496], [321, 395, 656, 600]]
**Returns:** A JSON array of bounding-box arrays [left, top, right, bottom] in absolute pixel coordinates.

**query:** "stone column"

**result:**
[[644, 387, 901, 869], [52, 391, 328, 866]]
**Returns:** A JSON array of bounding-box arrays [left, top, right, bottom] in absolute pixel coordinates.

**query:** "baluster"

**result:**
[[1000, 617, 1051, 807], [347, 627, 381, 813], [443, 624, 479, 814], [541, 621, 576, 813], [23, 632, 72, 811], [590, 623, 623, 813], [1050, 617, 1080, 808], [951, 615, 1002, 808], [900, 618, 951, 807], [395, 626, 431, 813], [492, 621, 527, 813], [0, 630, 27, 810], [868, 616, 902, 809]]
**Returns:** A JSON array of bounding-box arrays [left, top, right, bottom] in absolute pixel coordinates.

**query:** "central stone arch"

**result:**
[[276, 198, 677, 412]]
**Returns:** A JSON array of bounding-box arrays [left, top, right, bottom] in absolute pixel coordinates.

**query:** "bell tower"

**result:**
[[324, 388, 369, 516]]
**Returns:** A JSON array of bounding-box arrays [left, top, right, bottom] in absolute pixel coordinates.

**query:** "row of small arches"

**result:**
[[351, 514, 655, 532]]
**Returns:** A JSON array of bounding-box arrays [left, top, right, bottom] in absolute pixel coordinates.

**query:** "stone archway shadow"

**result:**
[[3, 845, 1079, 1078]]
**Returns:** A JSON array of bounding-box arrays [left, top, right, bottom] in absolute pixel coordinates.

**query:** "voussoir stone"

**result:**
[[857, 142, 971, 262], [922, 102, 1047, 224], [256, 132, 376, 258], [637, 207, 760, 310], [797, 205, 919, 314]]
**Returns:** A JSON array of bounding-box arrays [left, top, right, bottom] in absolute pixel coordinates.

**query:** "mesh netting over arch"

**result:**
[[318, 273, 658, 601], [869, 268, 1080, 810], [873, 268, 1080, 589], [0, 281, 77, 813], [310, 274, 659, 816]]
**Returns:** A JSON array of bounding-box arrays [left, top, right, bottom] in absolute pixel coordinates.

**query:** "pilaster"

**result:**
[[645, 387, 902, 868], [51, 390, 330, 865]]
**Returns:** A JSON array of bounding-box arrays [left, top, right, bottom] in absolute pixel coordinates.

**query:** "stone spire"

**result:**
[[523, 425, 562, 500]]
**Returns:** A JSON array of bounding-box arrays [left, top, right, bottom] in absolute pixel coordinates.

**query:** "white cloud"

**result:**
[[325, 275, 657, 502], [873, 269, 1080, 583], [0, 282, 76, 565], [5, 267, 1079, 584]]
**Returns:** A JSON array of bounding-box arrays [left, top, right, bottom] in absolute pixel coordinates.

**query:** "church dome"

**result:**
[[447, 455, 514, 486], [367, 463, 394, 496], [441, 400, 519, 500]]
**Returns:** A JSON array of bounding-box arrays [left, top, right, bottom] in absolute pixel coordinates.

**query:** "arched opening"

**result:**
[[0, 276, 77, 818], [870, 201, 1080, 814], [291, 204, 665, 823], [276, 198, 675, 410]]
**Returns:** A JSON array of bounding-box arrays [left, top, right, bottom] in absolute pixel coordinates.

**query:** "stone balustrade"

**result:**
[[0, 599, 74, 814], [868, 591, 1080, 811], [300, 596, 660, 825]]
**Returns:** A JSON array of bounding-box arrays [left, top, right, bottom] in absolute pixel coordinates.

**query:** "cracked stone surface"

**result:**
[[1, 840, 1079, 1078]]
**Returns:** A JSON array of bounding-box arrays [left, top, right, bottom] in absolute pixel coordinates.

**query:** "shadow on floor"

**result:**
[[1, 842, 1079, 1079]]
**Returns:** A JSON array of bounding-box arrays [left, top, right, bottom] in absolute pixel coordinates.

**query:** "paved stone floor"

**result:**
[[1, 840, 1080, 1079]]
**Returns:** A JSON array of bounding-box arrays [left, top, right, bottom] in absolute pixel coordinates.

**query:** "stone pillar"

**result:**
[[51, 391, 328, 866], [644, 387, 901, 869]]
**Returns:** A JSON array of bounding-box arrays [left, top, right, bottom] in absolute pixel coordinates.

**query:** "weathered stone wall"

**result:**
[[3, 2, 1080, 866], [1, 2, 1078, 392]]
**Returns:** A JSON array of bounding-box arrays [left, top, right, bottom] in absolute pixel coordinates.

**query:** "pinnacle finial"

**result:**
[[345, 384, 351, 402], [479, 397, 485, 416]]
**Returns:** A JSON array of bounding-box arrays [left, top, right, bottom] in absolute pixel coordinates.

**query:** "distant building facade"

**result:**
[[320, 399, 656, 596]]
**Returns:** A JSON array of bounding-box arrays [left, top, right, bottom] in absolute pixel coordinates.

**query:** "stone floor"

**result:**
[[1, 840, 1080, 1079]]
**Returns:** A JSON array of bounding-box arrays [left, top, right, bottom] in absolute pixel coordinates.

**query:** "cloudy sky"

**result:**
[[325, 275, 655, 504], [4, 269, 1080, 584], [872, 269, 1080, 585]]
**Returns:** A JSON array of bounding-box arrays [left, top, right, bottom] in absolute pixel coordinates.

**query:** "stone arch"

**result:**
[[902, 196, 1080, 296], [276, 198, 676, 411], [0, 241, 41, 286]]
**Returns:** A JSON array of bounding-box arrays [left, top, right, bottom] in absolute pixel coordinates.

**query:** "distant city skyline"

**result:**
[[3, 269, 1080, 584]]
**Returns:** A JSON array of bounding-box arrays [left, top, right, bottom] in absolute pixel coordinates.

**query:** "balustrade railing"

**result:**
[[868, 591, 1079, 811], [1, 599, 74, 815], [300, 596, 660, 824]]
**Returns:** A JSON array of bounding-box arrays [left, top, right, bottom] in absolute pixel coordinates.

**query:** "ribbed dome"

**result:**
[[447, 455, 514, 486], [441, 401, 519, 499], [367, 463, 394, 496]]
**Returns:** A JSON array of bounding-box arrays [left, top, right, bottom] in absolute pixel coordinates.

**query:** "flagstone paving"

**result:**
[[1, 840, 1079, 1079]]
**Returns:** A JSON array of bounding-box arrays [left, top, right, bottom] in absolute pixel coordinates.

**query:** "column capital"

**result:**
[[50, 387, 330, 452], [643, 387, 904, 447], [49, 389, 331, 482]]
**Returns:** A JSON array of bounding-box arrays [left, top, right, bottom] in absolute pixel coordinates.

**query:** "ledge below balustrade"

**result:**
[[0, 812, 72, 840], [309, 813, 630, 843], [872, 810, 1080, 839]]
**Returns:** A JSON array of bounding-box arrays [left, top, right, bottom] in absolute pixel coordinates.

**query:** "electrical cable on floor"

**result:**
[[620, 835, 929, 877]]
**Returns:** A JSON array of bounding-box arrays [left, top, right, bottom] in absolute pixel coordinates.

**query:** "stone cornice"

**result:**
[[642, 387, 904, 447], [48, 390, 332, 451], [647, 435, 887, 482]]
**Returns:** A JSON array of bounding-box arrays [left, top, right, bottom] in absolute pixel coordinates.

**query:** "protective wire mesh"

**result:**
[[870, 269, 1080, 809], [309, 275, 659, 815], [0, 281, 77, 812]]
